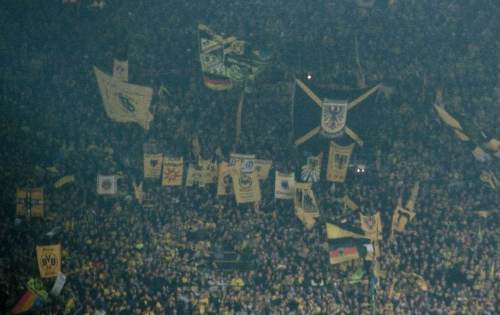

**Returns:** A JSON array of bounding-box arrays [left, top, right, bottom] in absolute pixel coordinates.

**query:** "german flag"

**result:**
[[203, 74, 233, 91], [329, 237, 372, 265]]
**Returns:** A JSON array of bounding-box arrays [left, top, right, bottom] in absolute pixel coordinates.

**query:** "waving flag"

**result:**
[[94, 66, 154, 129]]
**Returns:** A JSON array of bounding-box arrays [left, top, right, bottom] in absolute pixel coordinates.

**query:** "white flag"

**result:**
[[113, 59, 129, 82], [94, 66, 154, 129], [50, 272, 66, 296], [274, 172, 296, 200], [97, 175, 117, 195]]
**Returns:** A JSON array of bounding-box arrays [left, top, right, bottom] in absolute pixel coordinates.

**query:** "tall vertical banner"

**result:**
[[294, 182, 320, 229], [274, 172, 296, 200], [36, 245, 61, 278], [327, 142, 354, 182], [16, 188, 44, 218], [391, 196, 416, 237], [185, 163, 204, 187], [144, 153, 163, 179], [112, 59, 129, 82], [232, 162, 261, 204], [161, 157, 184, 186], [198, 24, 233, 91], [301, 154, 322, 183], [94, 66, 154, 130], [217, 162, 234, 196]]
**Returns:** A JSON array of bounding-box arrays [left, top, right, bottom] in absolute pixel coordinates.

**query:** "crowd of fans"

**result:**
[[1, 0, 499, 314]]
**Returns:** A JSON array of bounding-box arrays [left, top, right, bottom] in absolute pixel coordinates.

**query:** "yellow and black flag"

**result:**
[[326, 223, 372, 265], [292, 79, 380, 147], [294, 182, 320, 230], [143, 153, 163, 179], [232, 162, 261, 204], [360, 212, 383, 240], [327, 141, 354, 183], [16, 188, 44, 218], [36, 244, 61, 278], [161, 157, 184, 186], [217, 162, 234, 196], [340, 194, 359, 211], [390, 195, 416, 238]]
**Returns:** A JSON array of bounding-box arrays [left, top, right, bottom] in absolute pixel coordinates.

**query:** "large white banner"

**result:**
[[94, 66, 154, 129]]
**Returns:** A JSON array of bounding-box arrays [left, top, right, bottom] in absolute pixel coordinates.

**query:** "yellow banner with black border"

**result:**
[[36, 244, 61, 278], [232, 163, 261, 204], [161, 157, 183, 186], [327, 142, 354, 183]]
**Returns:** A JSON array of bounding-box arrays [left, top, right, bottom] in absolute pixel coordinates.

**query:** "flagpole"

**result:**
[[235, 88, 246, 148]]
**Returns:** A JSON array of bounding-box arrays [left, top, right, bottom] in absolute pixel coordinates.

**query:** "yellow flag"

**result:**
[[112, 59, 129, 82], [54, 175, 75, 188], [143, 153, 163, 179], [232, 163, 261, 204], [453, 129, 470, 141], [341, 194, 359, 210], [161, 157, 184, 186], [360, 212, 383, 240], [434, 105, 463, 130], [132, 181, 144, 203], [255, 159, 272, 180], [294, 182, 320, 229], [480, 170, 498, 190], [327, 142, 354, 183], [36, 244, 61, 278], [405, 182, 419, 212], [16, 188, 44, 217], [199, 159, 218, 184], [484, 138, 499, 152], [296, 208, 316, 230], [217, 162, 234, 196], [185, 163, 204, 187], [391, 206, 415, 234], [326, 223, 366, 240], [403, 272, 429, 291], [472, 146, 490, 162]]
